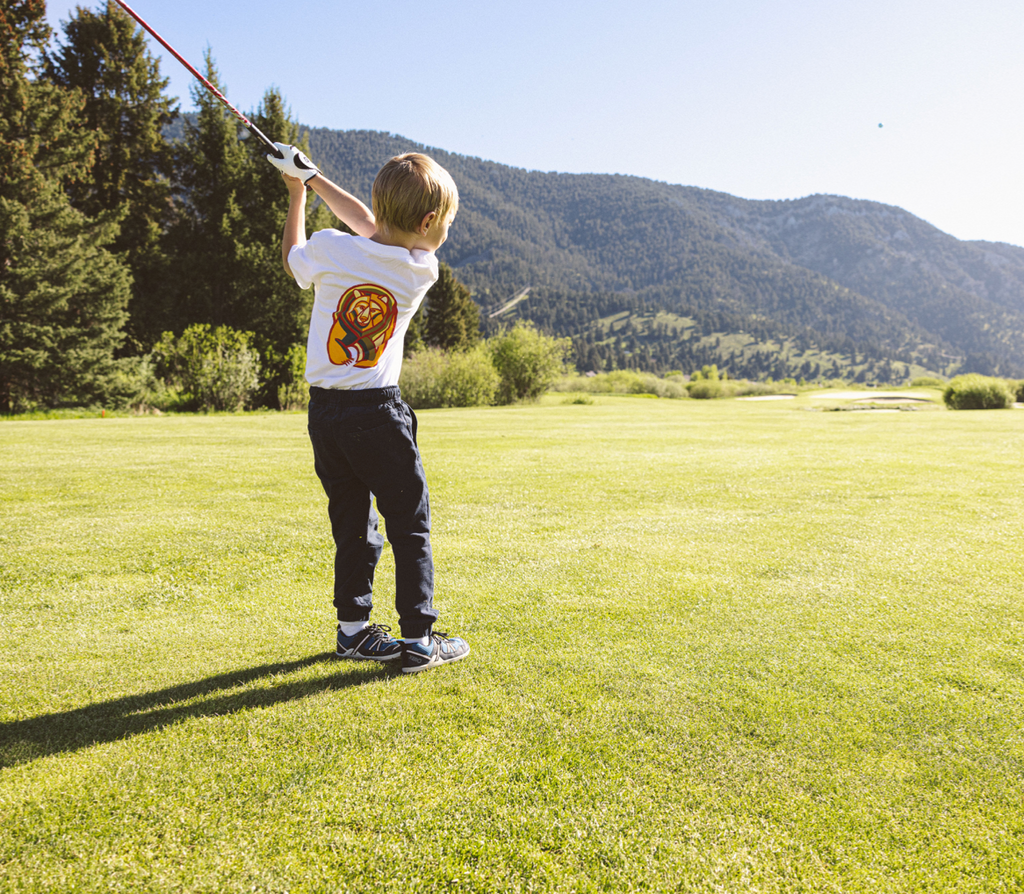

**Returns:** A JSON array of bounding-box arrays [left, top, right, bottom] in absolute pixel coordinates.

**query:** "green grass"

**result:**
[[1, 398, 1022, 892]]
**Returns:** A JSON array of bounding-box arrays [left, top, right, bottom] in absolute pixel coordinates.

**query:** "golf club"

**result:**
[[111, 0, 283, 158]]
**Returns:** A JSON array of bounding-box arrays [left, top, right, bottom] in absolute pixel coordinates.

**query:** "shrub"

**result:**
[[911, 376, 945, 387], [551, 370, 687, 399], [152, 324, 261, 412], [1014, 380, 1024, 403], [651, 378, 688, 399], [594, 370, 644, 393], [688, 379, 723, 399], [942, 374, 1015, 410], [399, 349, 446, 409], [442, 345, 501, 407], [732, 380, 792, 397], [687, 365, 722, 400], [488, 322, 571, 404], [276, 344, 309, 410], [399, 345, 499, 409], [103, 355, 180, 412]]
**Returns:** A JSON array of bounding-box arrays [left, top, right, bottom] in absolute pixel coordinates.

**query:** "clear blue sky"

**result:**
[[47, 0, 1024, 247]]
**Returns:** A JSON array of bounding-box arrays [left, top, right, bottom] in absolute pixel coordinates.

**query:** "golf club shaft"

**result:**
[[111, 0, 282, 158]]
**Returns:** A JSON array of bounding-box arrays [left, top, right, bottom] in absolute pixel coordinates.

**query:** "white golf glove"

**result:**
[[267, 142, 320, 183]]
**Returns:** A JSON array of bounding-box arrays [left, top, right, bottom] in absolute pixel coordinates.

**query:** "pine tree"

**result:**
[[164, 61, 329, 404], [404, 307, 426, 357], [44, 0, 178, 351], [229, 86, 332, 401], [0, 0, 132, 412], [162, 53, 249, 330], [423, 262, 480, 352]]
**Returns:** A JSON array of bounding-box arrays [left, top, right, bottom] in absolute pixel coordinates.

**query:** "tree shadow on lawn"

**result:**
[[0, 652, 394, 768]]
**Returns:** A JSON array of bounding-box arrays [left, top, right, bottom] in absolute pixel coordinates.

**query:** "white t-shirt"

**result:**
[[288, 230, 439, 389]]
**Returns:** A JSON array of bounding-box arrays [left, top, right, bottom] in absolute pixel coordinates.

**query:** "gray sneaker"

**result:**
[[401, 632, 470, 674]]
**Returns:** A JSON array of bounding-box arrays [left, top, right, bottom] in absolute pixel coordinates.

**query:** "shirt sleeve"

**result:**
[[289, 229, 343, 290], [287, 240, 319, 290]]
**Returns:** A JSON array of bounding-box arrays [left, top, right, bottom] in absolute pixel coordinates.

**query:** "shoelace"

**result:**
[[363, 624, 397, 643], [339, 624, 394, 645]]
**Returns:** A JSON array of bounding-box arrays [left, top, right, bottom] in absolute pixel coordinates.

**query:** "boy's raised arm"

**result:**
[[268, 142, 376, 239], [281, 174, 307, 277], [307, 175, 376, 239]]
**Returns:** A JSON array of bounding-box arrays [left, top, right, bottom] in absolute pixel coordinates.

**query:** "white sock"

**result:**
[[404, 636, 430, 646], [338, 620, 369, 637]]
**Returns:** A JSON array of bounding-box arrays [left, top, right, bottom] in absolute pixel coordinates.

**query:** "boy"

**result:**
[[269, 143, 469, 674]]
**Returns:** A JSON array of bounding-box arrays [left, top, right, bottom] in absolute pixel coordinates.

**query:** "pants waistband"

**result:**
[[309, 385, 401, 406]]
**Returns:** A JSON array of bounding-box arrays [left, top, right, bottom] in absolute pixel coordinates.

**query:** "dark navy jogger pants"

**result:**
[[307, 385, 437, 639]]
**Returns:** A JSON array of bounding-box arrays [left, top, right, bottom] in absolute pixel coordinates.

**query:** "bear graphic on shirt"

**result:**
[[327, 283, 398, 367]]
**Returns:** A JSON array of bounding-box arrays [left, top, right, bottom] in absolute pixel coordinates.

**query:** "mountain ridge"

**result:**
[[305, 126, 1024, 379]]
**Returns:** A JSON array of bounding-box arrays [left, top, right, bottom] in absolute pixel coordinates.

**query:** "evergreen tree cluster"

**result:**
[[0, 2, 490, 413], [0, 0, 335, 412], [1, 0, 131, 411]]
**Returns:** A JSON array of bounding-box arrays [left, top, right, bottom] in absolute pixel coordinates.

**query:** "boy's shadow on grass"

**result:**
[[0, 652, 391, 769]]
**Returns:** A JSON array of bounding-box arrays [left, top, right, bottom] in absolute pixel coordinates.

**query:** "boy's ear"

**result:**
[[418, 211, 437, 234]]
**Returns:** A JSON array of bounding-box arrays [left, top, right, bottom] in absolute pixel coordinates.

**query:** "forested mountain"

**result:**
[[308, 128, 1024, 379]]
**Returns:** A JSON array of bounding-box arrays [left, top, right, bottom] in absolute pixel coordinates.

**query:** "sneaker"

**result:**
[[335, 624, 402, 662], [401, 632, 470, 674]]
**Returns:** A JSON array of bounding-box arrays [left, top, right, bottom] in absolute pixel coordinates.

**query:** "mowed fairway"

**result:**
[[1, 397, 1022, 893]]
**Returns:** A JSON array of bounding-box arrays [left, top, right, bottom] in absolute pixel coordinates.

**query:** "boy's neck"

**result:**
[[370, 210, 448, 253], [370, 227, 421, 252]]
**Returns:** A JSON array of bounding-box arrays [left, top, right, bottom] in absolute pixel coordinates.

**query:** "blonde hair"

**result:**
[[372, 153, 459, 234]]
